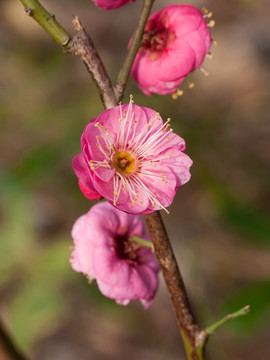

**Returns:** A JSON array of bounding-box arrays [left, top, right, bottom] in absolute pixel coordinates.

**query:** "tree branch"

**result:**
[[19, 0, 71, 49], [19, 0, 117, 109], [144, 211, 201, 360], [70, 17, 117, 109], [0, 318, 29, 360]]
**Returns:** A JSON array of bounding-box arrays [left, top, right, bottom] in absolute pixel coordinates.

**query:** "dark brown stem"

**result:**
[[69, 17, 117, 109], [144, 211, 200, 360], [0, 318, 29, 360]]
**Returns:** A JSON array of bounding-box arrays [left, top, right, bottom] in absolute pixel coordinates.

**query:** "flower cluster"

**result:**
[[92, 0, 135, 10], [70, 202, 159, 308], [131, 5, 212, 96], [70, 2, 206, 309], [73, 99, 192, 215]]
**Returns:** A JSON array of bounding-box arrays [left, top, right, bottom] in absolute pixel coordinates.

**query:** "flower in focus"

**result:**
[[73, 98, 192, 214], [70, 201, 159, 308], [131, 5, 212, 96], [92, 0, 135, 10]]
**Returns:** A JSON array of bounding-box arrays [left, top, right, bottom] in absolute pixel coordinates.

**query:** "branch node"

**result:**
[[62, 36, 71, 47], [72, 16, 83, 31], [195, 330, 208, 347], [24, 7, 33, 16]]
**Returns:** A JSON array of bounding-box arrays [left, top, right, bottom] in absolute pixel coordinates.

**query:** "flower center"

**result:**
[[116, 235, 139, 261], [140, 14, 176, 61], [113, 151, 136, 175]]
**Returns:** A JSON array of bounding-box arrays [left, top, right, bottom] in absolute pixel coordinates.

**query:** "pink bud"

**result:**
[[92, 0, 135, 10], [70, 202, 159, 308], [131, 5, 212, 95]]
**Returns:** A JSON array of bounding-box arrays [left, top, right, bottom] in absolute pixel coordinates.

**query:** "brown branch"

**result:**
[[69, 17, 118, 109], [0, 318, 29, 360], [144, 211, 200, 360]]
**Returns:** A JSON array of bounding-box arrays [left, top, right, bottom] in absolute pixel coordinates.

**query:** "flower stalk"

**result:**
[[129, 235, 154, 250], [115, 0, 155, 100]]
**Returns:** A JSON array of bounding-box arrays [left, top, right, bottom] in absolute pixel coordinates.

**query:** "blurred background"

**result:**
[[0, 0, 269, 359]]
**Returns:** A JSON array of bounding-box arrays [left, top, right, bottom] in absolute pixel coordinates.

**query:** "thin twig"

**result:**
[[19, 0, 117, 109], [205, 305, 250, 337], [19, 0, 71, 49], [115, 0, 154, 101], [0, 318, 29, 360]]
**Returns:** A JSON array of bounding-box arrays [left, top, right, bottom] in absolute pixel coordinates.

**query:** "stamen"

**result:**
[[177, 89, 184, 96], [200, 67, 210, 77], [187, 79, 195, 89], [207, 20, 215, 28], [203, 11, 212, 19]]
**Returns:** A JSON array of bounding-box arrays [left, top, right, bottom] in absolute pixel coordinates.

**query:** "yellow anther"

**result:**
[[208, 20, 215, 28], [188, 82, 195, 89], [177, 89, 184, 96]]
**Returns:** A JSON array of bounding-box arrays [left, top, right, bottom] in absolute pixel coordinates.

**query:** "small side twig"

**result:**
[[195, 305, 250, 354], [0, 318, 29, 360], [204, 305, 250, 337], [20, 0, 71, 49]]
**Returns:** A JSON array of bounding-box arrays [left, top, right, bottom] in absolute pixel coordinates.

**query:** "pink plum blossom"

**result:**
[[131, 5, 212, 96], [70, 201, 159, 308], [92, 0, 135, 10], [73, 99, 192, 214]]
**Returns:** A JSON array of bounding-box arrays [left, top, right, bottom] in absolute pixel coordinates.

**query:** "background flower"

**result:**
[[70, 202, 159, 308], [92, 0, 135, 10], [73, 101, 192, 214], [131, 5, 212, 95]]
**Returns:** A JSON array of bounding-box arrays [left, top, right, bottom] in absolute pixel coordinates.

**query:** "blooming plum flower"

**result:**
[[92, 0, 135, 10], [73, 99, 192, 214], [131, 5, 212, 96], [70, 201, 159, 308]]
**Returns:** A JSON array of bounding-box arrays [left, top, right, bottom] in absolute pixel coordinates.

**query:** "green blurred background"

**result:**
[[0, 0, 270, 359]]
